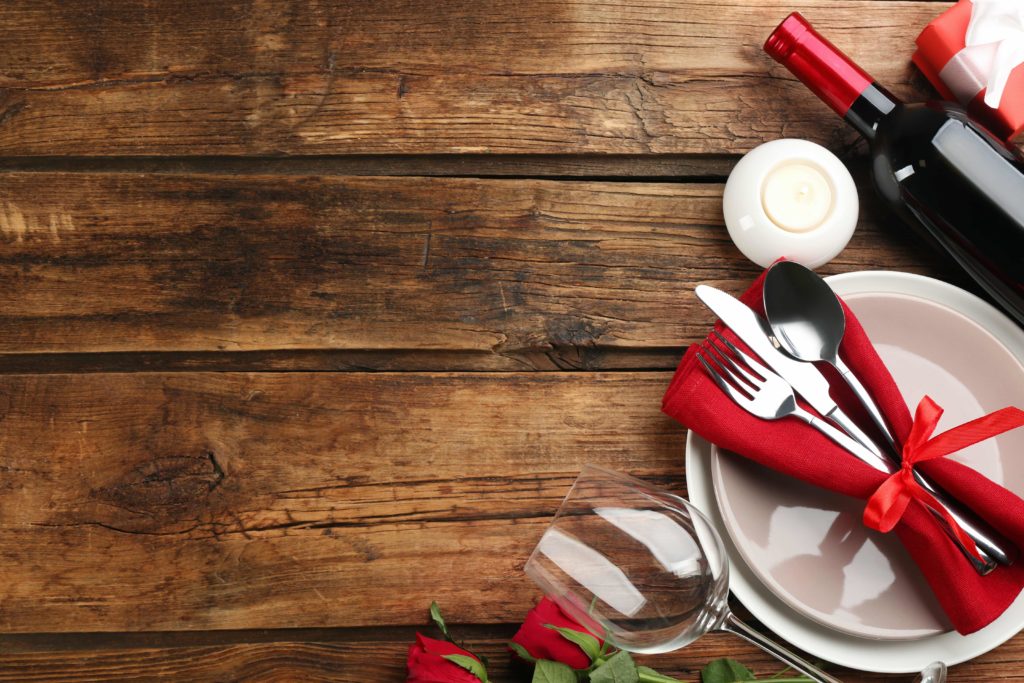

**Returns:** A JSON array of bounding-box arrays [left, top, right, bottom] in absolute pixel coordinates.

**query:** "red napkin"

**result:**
[[662, 270, 1024, 635]]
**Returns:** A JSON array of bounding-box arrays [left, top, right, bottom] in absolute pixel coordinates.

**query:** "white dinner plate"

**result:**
[[712, 285, 1024, 640], [685, 271, 1024, 672]]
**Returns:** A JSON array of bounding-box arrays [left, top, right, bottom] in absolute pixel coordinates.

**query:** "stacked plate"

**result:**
[[685, 271, 1024, 673]]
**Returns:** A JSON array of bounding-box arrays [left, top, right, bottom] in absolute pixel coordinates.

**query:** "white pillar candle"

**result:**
[[761, 162, 833, 233], [723, 139, 858, 269]]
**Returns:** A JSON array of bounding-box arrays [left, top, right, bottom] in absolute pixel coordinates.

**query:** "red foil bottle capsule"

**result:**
[[764, 13, 874, 120]]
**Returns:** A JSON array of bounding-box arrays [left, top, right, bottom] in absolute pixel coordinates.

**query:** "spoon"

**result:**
[[763, 260, 896, 450], [915, 662, 947, 683], [763, 260, 1015, 569]]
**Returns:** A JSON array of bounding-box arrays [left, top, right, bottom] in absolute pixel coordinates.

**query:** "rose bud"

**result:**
[[511, 597, 604, 670], [406, 633, 485, 682]]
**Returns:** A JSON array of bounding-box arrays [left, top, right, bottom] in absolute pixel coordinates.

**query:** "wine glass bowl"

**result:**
[[525, 465, 730, 654], [526, 465, 841, 683]]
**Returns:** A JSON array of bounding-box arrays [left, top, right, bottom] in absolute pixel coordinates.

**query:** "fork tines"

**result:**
[[697, 332, 764, 395], [695, 330, 802, 422]]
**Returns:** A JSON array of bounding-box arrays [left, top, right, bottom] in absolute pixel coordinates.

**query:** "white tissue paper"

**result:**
[[947, 0, 1024, 108]]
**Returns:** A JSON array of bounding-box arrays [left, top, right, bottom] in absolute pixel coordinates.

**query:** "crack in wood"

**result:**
[[30, 509, 555, 539]]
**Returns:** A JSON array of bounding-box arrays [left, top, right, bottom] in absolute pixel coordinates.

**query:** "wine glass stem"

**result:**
[[720, 612, 842, 683]]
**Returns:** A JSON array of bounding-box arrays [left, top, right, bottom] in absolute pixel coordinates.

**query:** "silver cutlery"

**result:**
[[762, 262, 1016, 568], [696, 285, 891, 458], [763, 261, 897, 451], [697, 330, 998, 575], [697, 331, 891, 471]]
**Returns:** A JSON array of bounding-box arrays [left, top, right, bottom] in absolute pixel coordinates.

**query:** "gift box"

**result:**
[[912, 0, 1024, 141]]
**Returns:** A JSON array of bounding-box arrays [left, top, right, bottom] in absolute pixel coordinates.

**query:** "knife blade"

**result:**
[[695, 285, 883, 457]]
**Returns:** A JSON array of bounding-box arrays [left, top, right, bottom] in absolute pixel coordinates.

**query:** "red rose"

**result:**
[[406, 633, 484, 682], [511, 597, 604, 670]]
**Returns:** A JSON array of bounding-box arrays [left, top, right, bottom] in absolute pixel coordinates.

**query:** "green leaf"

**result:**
[[442, 653, 489, 682], [509, 642, 538, 664], [637, 665, 687, 682], [543, 624, 602, 662], [701, 658, 756, 683], [590, 651, 639, 683], [532, 659, 578, 683], [430, 601, 452, 641]]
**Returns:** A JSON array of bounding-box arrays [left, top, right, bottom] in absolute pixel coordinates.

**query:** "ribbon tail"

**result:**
[[864, 471, 914, 533], [914, 406, 1024, 462], [902, 396, 943, 459]]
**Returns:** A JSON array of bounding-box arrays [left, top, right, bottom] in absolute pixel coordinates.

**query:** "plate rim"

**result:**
[[684, 270, 1024, 673]]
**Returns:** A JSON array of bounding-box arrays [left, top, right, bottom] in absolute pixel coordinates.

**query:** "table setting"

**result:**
[[3, 0, 1024, 681], [408, 3, 1024, 682]]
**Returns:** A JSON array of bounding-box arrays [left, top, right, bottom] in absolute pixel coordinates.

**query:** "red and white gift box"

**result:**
[[913, 0, 1024, 141]]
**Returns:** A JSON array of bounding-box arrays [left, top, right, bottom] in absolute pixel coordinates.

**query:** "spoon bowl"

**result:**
[[763, 260, 846, 365]]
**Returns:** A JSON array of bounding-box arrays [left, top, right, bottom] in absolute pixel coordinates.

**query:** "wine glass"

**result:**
[[525, 465, 947, 683]]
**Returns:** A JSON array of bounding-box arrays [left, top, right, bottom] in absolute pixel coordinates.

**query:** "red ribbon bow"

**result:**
[[863, 396, 1024, 562]]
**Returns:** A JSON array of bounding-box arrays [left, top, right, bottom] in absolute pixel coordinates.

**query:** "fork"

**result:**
[[697, 331, 892, 472], [698, 330, 999, 575]]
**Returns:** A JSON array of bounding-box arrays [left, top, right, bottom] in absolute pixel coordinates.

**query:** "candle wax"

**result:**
[[761, 162, 833, 233]]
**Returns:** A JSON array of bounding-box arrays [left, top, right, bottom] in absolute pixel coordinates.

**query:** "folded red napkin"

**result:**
[[662, 270, 1024, 635]]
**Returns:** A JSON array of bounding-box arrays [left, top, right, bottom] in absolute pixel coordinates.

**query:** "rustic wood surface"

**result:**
[[0, 372, 682, 632], [2, 0, 1022, 681], [0, 173, 944, 363], [0, 0, 945, 157]]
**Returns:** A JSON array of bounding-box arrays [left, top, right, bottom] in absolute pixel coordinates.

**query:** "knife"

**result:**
[[695, 285, 883, 456], [696, 284, 1009, 572]]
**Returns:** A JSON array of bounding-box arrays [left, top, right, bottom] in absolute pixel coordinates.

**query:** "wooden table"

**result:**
[[1, 1, 1022, 681]]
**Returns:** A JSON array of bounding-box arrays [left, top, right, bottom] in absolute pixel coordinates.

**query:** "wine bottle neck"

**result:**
[[764, 13, 900, 141], [844, 83, 899, 140]]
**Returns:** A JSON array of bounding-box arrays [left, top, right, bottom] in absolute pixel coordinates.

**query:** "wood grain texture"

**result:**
[[0, 642, 410, 683], [0, 0, 951, 156], [4, 1, 1020, 680], [0, 172, 948, 366], [0, 633, 842, 682], [0, 371, 684, 632], [6, 369, 1013, 681], [0, 632, 860, 682], [2, 628, 1024, 682], [0, 153, 740, 180]]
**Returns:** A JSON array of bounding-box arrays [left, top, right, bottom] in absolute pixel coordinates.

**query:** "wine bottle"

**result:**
[[765, 13, 1024, 326]]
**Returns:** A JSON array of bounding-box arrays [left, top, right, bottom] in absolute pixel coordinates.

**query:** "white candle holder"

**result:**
[[723, 139, 858, 269]]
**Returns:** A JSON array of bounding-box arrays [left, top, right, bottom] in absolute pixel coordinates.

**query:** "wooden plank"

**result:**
[[0, 154, 739, 180], [0, 633, 822, 682], [0, 0, 949, 156], [0, 633, 849, 682], [0, 371, 685, 632], [0, 643, 412, 682], [0, 628, 1021, 682], [0, 350, 545, 374], [0, 173, 947, 365]]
